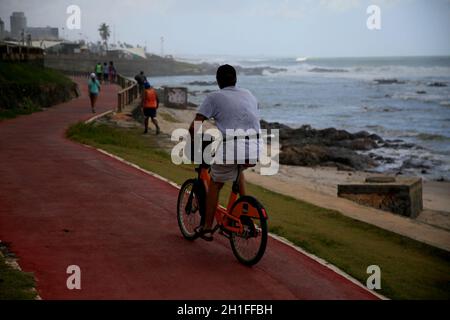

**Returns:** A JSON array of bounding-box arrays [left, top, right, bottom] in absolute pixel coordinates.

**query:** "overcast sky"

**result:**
[[1, 0, 449, 57]]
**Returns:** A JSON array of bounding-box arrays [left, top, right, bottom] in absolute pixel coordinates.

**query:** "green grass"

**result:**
[[0, 253, 36, 300], [0, 97, 42, 120], [67, 122, 450, 300], [0, 62, 73, 120], [0, 62, 72, 86]]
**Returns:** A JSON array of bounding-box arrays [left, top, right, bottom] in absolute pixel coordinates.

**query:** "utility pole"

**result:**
[[160, 36, 164, 57]]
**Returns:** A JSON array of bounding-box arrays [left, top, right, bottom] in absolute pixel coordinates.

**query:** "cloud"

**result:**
[[319, 0, 361, 11], [247, 0, 307, 19]]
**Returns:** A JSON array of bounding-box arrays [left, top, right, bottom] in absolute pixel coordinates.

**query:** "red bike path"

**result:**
[[0, 79, 378, 300]]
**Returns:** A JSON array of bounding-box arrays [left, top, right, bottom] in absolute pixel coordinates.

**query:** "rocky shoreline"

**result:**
[[260, 120, 437, 176]]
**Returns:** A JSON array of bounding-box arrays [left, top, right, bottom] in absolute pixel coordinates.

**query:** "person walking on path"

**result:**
[[88, 73, 101, 113], [141, 81, 160, 135], [103, 62, 109, 84], [95, 62, 103, 83], [109, 61, 116, 83], [135, 71, 146, 95]]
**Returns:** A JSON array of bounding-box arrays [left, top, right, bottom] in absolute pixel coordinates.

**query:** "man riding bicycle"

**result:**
[[188, 64, 261, 241]]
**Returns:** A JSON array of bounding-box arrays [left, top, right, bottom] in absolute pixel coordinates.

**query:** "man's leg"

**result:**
[[151, 117, 160, 134], [144, 116, 149, 133], [91, 95, 97, 113], [204, 180, 224, 230], [239, 171, 246, 196]]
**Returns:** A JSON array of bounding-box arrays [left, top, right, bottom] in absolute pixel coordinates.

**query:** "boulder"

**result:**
[[262, 120, 383, 170]]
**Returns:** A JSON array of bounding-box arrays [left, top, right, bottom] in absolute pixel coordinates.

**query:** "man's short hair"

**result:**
[[216, 64, 237, 87]]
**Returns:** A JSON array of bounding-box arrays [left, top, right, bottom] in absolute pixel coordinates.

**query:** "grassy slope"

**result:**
[[67, 122, 450, 300], [0, 253, 36, 300], [0, 62, 72, 120], [0, 62, 72, 86]]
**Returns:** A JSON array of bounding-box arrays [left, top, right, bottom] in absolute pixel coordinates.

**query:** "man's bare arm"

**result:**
[[189, 113, 207, 136]]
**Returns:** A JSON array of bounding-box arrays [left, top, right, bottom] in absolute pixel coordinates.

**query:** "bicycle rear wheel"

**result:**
[[229, 196, 268, 266], [177, 179, 205, 240]]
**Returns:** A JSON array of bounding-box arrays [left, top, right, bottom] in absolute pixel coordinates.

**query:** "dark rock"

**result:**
[[186, 81, 217, 86], [236, 66, 287, 75], [337, 138, 378, 151], [416, 90, 427, 95], [401, 159, 431, 170], [279, 145, 375, 170], [260, 120, 291, 131], [374, 79, 405, 85], [427, 82, 447, 87], [309, 67, 348, 73], [368, 133, 383, 142], [368, 153, 395, 163], [260, 120, 395, 170]]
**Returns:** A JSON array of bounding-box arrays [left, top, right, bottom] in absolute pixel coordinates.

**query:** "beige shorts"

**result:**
[[210, 164, 242, 183]]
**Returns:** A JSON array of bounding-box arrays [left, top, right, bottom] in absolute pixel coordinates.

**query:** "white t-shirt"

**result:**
[[198, 86, 262, 163]]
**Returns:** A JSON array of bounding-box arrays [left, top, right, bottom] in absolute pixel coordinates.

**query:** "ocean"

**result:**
[[149, 55, 450, 180]]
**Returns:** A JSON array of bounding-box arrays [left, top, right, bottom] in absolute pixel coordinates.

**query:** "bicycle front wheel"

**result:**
[[177, 179, 205, 240], [229, 196, 268, 266]]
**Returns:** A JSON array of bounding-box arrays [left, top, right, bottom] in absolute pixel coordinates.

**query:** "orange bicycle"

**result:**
[[177, 164, 268, 266]]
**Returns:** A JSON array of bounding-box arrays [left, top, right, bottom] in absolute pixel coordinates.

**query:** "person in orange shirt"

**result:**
[[141, 81, 160, 135]]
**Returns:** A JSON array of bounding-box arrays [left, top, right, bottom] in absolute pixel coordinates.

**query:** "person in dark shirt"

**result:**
[[134, 71, 147, 95]]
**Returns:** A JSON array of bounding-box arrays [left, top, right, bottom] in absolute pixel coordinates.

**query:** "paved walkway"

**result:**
[[0, 79, 377, 299]]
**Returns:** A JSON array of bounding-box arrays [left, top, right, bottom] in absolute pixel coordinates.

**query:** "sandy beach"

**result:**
[[111, 103, 450, 251]]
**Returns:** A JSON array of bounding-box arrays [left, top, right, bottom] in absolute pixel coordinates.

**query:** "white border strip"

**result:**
[[85, 110, 114, 124], [82, 112, 388, 300], [269, 233, 388, 300]]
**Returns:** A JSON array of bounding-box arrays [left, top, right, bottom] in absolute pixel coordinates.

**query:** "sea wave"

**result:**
[[308, 67, 349, 73], [176, 55, 450, 80], [296, 57, 308, 62], [243, 60, 450, 80], [364, 146, 450, 180], [391, 92, 450, 105], [365, 125, 450, 141]]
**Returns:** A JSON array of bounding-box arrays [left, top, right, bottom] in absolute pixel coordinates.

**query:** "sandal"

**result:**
[[194, 226, 214, 242]]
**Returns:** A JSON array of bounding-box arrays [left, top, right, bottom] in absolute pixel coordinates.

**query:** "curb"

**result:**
[[85, 110, 114, 124]]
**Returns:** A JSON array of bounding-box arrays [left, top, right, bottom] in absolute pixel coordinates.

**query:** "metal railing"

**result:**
[[116, 74, 139, 113], [58, 69, 139, 112]]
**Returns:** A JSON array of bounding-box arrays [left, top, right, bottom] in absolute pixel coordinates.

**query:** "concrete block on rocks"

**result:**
[[337, 177, 423, 218]]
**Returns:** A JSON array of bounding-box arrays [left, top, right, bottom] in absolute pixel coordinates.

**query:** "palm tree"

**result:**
[[98, 23, 111, 51]]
